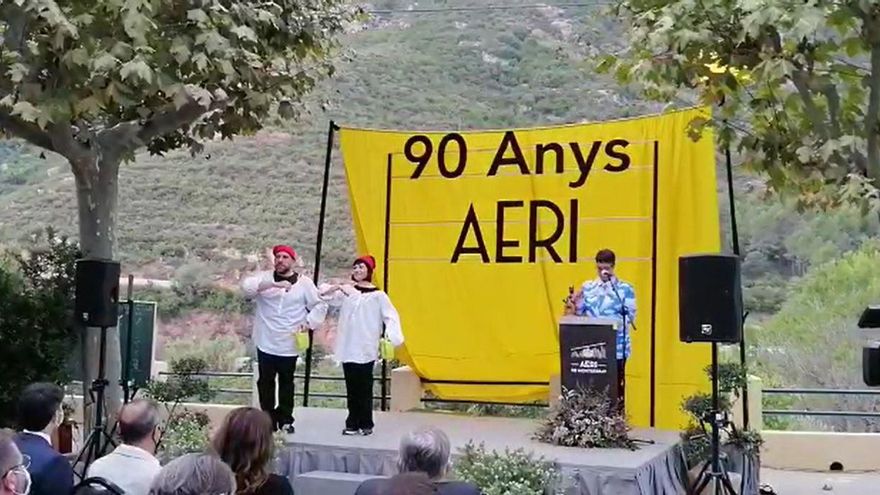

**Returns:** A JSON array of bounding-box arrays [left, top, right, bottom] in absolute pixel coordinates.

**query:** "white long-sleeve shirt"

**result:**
[[241, 271, 327, 357], [329, 286, 404, 364]]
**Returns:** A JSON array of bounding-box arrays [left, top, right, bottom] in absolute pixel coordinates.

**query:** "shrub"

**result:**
[[535, 388, 635, 450], [156, 409, 211, 463], [145, 357, 217, 462], [454, 442, 558, 495], [145, 357, 216, 405], [680, 362, 763, 468], [0, 228, 79, 427], [681, 424, 710, 468], [714, 362, 748, 397], [681, 393, 732, 423], [165, 334, 246, 372]]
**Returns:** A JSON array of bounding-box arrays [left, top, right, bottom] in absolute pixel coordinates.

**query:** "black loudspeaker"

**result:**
[[679, 254, 743, 343], [75, 259, 121, 328], [864, 347, 880, 386]]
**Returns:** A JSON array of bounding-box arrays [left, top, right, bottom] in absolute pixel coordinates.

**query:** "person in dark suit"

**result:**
[[355, 428, 480, 495], [14, 383, 73, 495]]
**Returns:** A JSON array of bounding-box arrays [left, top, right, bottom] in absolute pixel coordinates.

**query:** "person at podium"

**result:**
[[564, 248, 637, 412]]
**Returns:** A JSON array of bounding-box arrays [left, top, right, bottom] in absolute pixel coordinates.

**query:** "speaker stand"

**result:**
[[689, 342, 738, 495], [73, 325, 117, 480]]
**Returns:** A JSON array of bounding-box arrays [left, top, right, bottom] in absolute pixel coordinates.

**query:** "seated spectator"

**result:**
[[87, 399, 162, 495], [381, 473, 438, 495], [355, 427, 480, 495], [212, 407, 293, 495], [14, 383, 73, 495], [148, 453, 235, 495], [0, 429, 31, 495]]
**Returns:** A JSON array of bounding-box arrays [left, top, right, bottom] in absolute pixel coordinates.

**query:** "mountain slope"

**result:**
[[0, 0, 657, 278]]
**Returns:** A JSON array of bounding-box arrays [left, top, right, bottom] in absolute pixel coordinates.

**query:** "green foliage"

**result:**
[[680, 361, 762, 466], [726, 428, 765, 458], [145, 357, 216, 404], [712, 362, 748, 398], [164, 334, 246, 372], [145, 356, 216, 458], [454, 442, 559, 495], [535, 388, 635, 450], [751, 243, 880, 431], [156, 409, 211, 463], [682, 393, 731, 423], [0, 0, 652, 275], [681, 424, 710, 469], [602, 0, 880, 207], [138, 264, 251, 320], [0, 0, 358, 156], [0, 228, 79, 427], [737, 197, 880, 314]]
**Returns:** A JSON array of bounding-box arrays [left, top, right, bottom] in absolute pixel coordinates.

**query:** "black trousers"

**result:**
[[257, 349, 297, 428], [343, 361, 375, 430], [617, 358, 626, 415]]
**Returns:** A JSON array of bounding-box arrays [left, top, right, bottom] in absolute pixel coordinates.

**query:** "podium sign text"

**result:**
[[559, 320, 618, 404]]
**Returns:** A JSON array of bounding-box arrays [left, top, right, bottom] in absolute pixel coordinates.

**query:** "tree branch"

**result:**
[[100, 93, 229, 155], [0, 109, 55, 152], [791, 69, 830, 140], [865, 42, 880, 183], [821, 82, 842, 139], [1, 3, 29, 52]]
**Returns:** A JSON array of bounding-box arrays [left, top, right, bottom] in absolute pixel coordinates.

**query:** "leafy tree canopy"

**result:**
[[602, 0, 880, 210], [0, 0, 357, 160]]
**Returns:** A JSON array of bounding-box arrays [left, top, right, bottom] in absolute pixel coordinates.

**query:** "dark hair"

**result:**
[[352, 259, 374, 283], [119, 399, 160, 444], [382, 473, 438, 495], [212, 407, 274, 494], [595, 249, 616, 265], [17, 382, 63, 431]]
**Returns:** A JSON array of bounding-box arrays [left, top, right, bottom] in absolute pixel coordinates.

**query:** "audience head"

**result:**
[[118, 399, 161, 453], [148, 453, 235, 495], [0, 429, 30, 495], [211, 407, 274, 494], [381, 472, 437, 495], [397, 427, 451, 481], [17, 383, 64, 433]]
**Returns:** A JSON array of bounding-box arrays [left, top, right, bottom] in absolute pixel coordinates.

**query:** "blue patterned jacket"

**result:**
[[576, 278, 637, 360]]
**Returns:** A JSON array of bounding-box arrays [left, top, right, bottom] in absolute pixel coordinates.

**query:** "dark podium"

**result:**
[[559, 316, 619, 405]]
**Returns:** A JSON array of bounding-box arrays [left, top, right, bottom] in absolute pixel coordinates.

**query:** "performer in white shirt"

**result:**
[[241, 244, 327, 433], [324, 255, 404, 436]]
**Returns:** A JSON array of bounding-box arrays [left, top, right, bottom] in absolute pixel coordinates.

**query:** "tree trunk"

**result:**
[[72, 152, 123, 446]]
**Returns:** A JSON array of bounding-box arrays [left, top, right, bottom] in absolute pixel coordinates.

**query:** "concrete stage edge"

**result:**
[[277, 407, 687, 495]]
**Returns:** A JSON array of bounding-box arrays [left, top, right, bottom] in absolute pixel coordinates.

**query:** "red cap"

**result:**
[[354, 255, 376, 271], [272, 245, 297, 259]]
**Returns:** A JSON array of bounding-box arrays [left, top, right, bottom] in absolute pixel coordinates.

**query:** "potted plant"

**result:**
[[680, 362, 763, 492], [455, 442, 560, 495], [535, 387, 636, 450]]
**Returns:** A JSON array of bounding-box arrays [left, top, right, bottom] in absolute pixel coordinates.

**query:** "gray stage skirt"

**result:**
[[278, 441, 695, 495]]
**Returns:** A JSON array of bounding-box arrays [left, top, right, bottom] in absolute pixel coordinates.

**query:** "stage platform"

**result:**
[[277, 407, 687, 495]]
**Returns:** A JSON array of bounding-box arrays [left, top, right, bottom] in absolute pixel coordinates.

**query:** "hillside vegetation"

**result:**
[[0, 0, 655, 279]]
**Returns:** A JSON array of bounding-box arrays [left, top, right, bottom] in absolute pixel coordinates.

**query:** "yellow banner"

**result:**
[[339, 107, 718, 428]]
